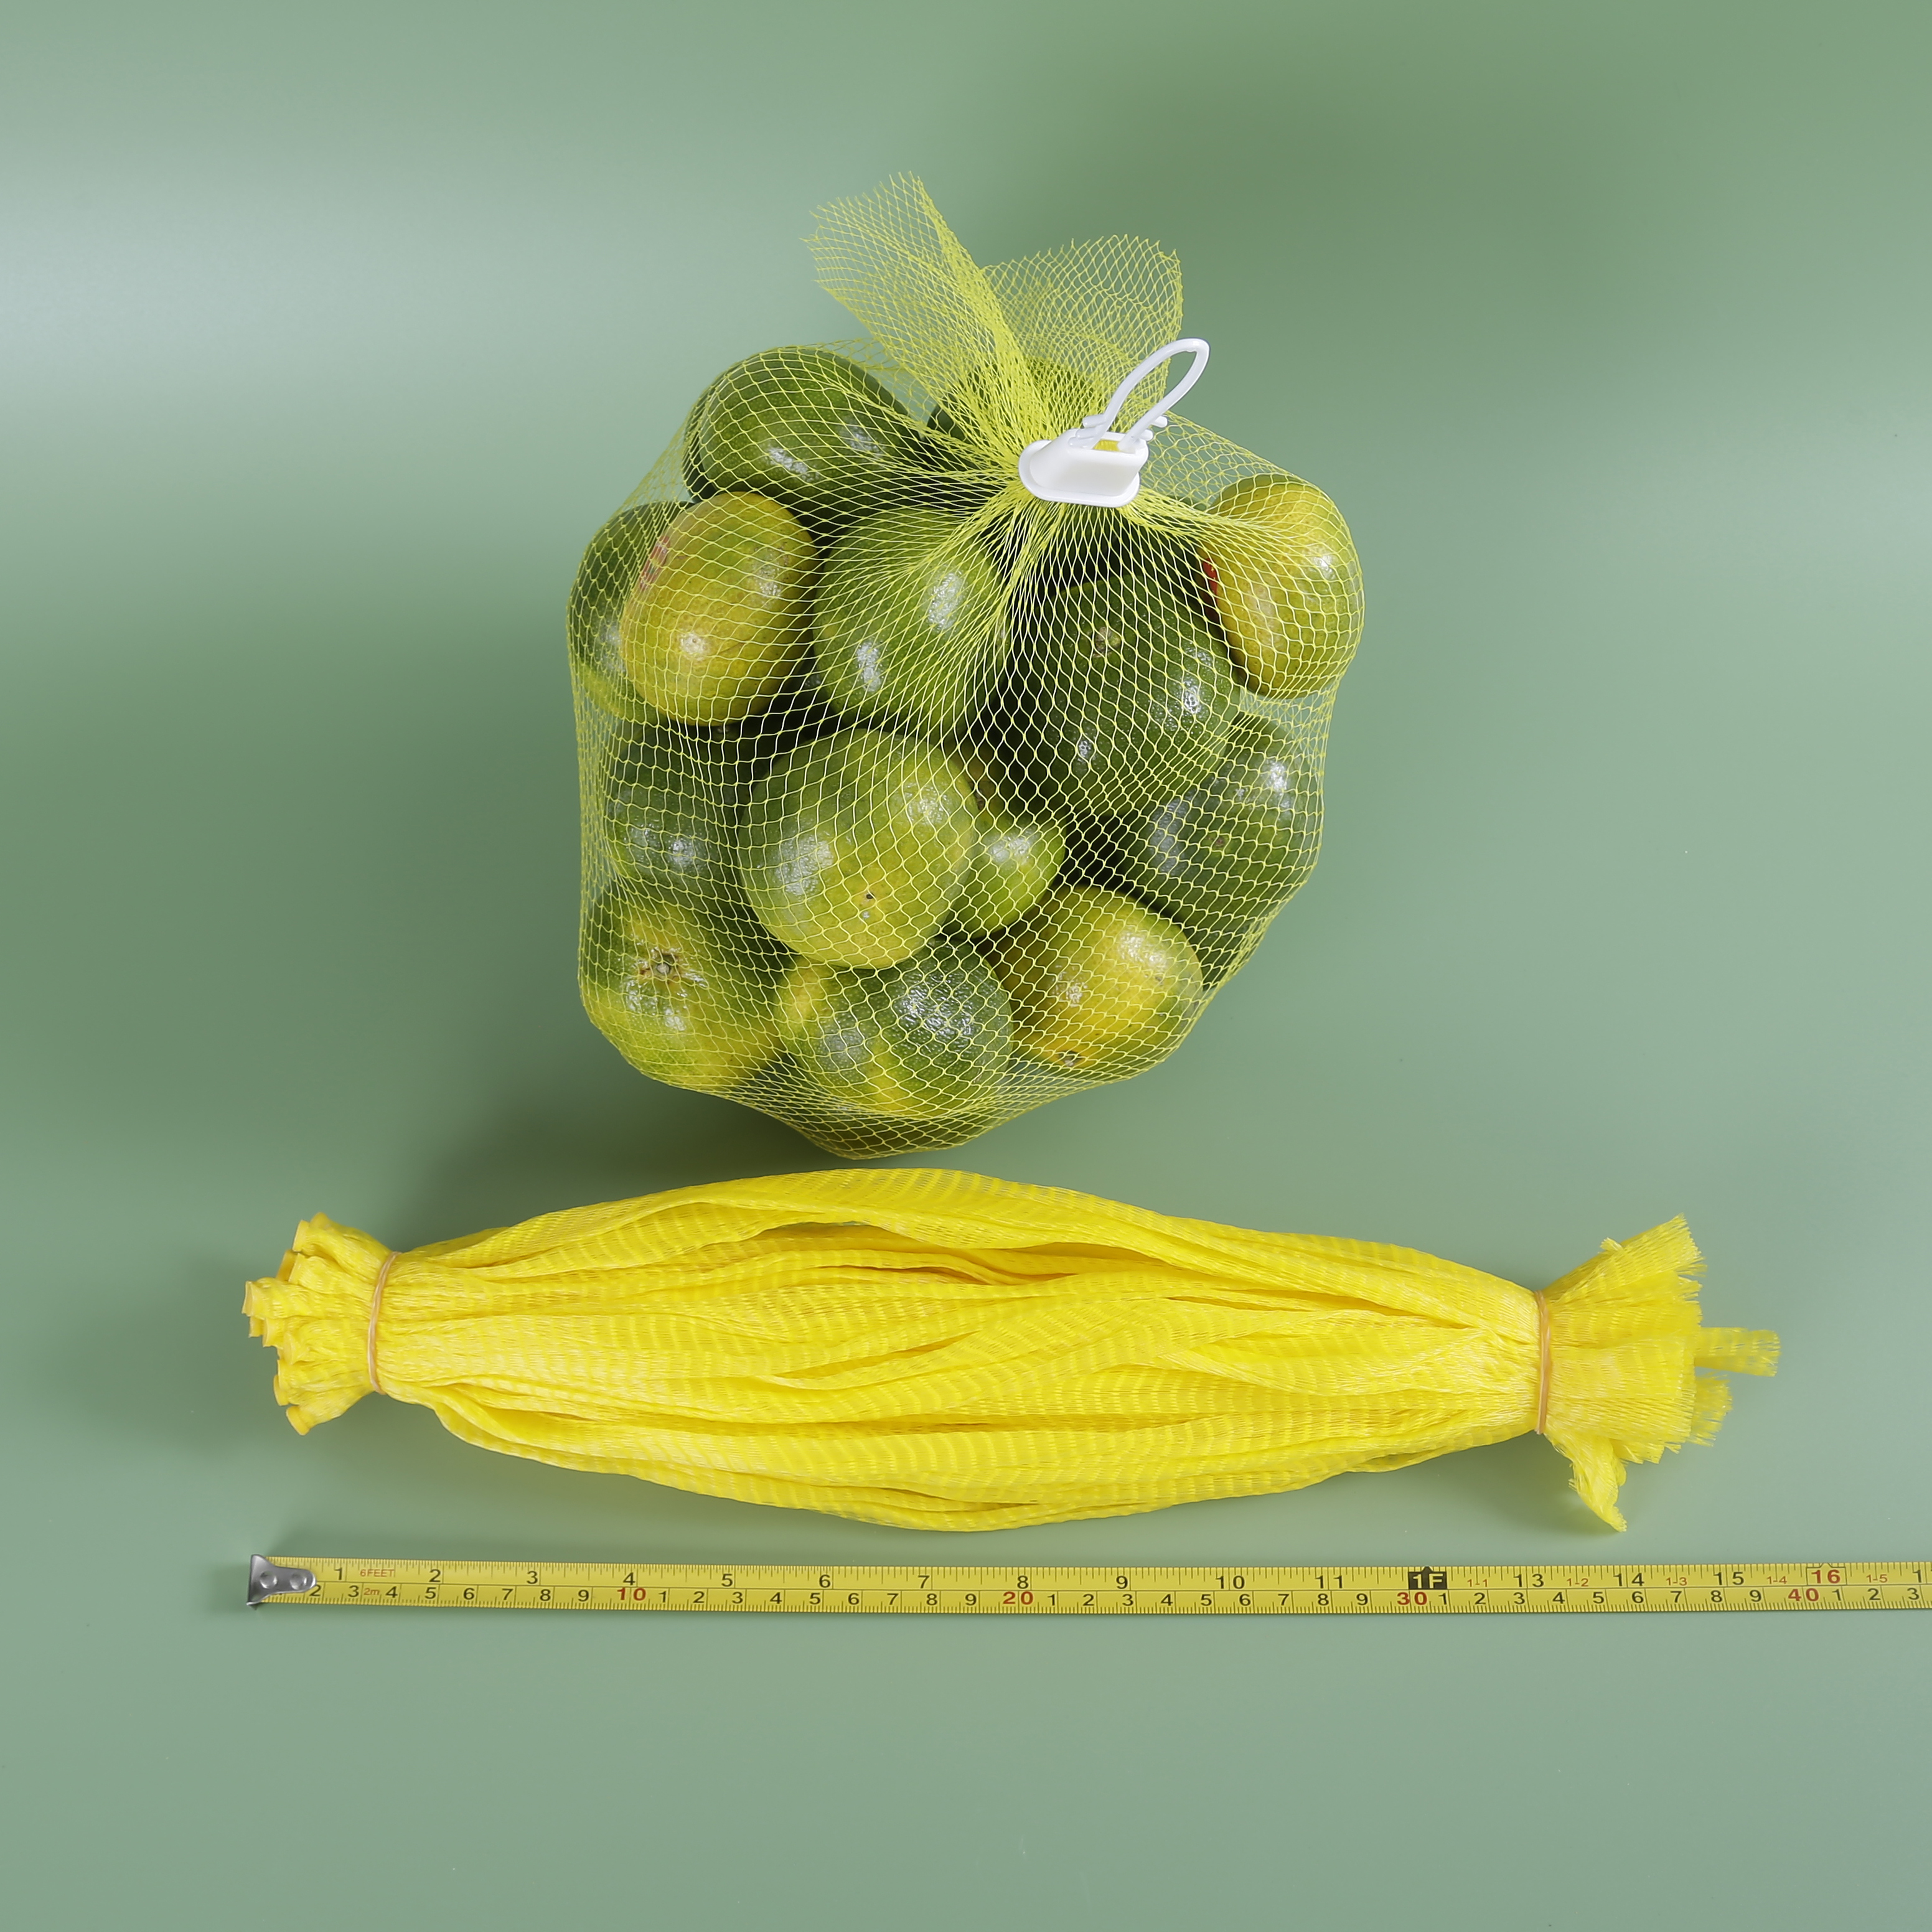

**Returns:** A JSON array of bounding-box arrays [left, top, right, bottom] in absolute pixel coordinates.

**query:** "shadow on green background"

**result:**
[[4, 2, 1929, 1926]]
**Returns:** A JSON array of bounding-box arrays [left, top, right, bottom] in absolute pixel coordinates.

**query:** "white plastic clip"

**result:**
[[1016, 338, 1210, 508]]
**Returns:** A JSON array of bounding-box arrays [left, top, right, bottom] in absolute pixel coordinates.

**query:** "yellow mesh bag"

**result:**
[[246, 1170, 1775, 1532], [571, 179, 1361, 1156]]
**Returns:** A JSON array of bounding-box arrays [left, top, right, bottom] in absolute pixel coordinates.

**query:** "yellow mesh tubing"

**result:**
[[571, 180, 1361, 1158], [245, 1171, 1775, 1532], [1538, 1222, 1780, 1529]]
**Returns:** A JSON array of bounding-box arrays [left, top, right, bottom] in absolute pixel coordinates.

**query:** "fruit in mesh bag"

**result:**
[[603, 729, 749, 907], [996, 545, 1237, 818], [570, 182, 1362, 1153], [949, 797, 1065, 937], [739, 727, 980, 967], [990, 885, 1203, 1077], [776, 937, 1012, 1122], [812, 507, 1005, 736], [1115, 712, 1321, 982], [579, 889, 785, 1094], [616, 493, 814, 724], [568, 502, 679, 720], [688, 348, 924, 528], [1203, 475, 1362, 698]]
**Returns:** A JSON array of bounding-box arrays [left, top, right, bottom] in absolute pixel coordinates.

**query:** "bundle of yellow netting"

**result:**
[[572, 177, 1361, 1156], [246, 1169, 1775, 1531]]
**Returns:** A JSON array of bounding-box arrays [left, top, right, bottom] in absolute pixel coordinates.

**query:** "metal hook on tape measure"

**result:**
[[1016, 337, 1209, 509], [246, 1554, 316, 1605]]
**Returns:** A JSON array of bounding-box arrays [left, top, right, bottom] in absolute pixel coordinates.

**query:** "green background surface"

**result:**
[[5, 1, 1928, 1923]]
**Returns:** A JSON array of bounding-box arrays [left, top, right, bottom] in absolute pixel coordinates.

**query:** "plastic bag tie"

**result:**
[[1534, 1290, 1552, 1434], [366, 1250, 398, 1395]]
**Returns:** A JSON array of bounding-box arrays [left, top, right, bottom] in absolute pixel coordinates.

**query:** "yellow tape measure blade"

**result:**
[[250, 1558, 1932, 1615]]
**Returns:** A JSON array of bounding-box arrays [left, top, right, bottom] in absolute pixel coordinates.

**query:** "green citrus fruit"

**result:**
[[949, 804, 1064, 936], [988, 884, 1203, 1078], [779, 937, 1011, 1121], [739, 728, 978, 967], [1117, 713, 1321, 927], [1204, 474, 1362, 697], [617, 493, 814, 725], [693, 348, 919, 529], [602, 744, 746, 907], [567, 502, 679, 721], [579, 889, 783, 1093], [996, 550, 1237, 817], [813, 507, 1006, 736]]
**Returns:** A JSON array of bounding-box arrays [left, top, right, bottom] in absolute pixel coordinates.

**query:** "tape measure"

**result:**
[[249, 1555, 1932, 1616]]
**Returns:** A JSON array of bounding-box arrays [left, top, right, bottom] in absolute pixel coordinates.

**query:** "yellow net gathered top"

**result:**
[[245, 1168, 1776, 1532]]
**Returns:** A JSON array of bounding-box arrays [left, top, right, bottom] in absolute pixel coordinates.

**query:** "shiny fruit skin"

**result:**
[[999, 555, 1237, 818], [814, 508, 1005, 737], [1117, 713, 1321, 927], [579, 889, 782, 1093], [949, 805, 1065, 936], [739, 727, 978, 967], [693, 347, 919, 530], [780, 938, 1011, 1120], [1204, 474, 1362, 698], [618, 493, 814, 726], [989, 884, 1203, 1078], [568, 502, 680, 720]]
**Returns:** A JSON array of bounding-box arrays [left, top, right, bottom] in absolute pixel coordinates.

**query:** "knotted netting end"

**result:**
[[1539, 1218, 1778, 1530], [242, 1212, 392, 1433]]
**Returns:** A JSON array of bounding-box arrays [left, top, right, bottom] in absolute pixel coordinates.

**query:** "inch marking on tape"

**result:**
[[249, 1556, 1932, 1615]]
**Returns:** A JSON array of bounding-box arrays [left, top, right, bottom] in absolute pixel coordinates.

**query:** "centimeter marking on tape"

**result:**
[[249, 1556, 1932, 1616]]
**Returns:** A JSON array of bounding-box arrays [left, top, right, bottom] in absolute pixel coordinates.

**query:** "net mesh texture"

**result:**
[[247, 1170, 1778, 1533], [571, 180, 1362, 1157]]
